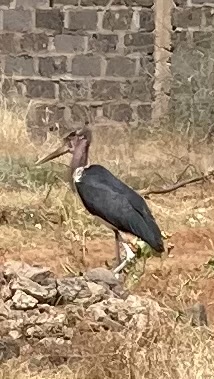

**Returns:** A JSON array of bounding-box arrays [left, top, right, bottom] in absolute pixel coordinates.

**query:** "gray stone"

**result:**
[[112, 284, 130, 300], [1, 78, 28, 102], [106, 56, 136, 77], [0, 33, 20, 54], [204, 8, 214, 28], [65, 10, 97, 31], [39, 56, 67, 78], [88, 295, 161, 328], [12, 290, 38, 310], [0, 0, 12, 6], [137, 104, 152, 121], [88, 34, 118, 53], [85, 268, 119, 286], [91, 80, 122, 101], [24, 310, 67, 339], [81, 0, 153, 4], [8, 330, 22, 340], [174, 0, 187, 5], [59, 80, 90, 101], [10, 275, 57, 302], [103, 103, 133, 122], [54, 0, 78, 4], [0, 285, 11, 302], [66, 104, 96, 123], [0, 338, 20, 363], [20, 33, 49, 53], [0, 56, 5, 73], [72, 55, 101, 77], [54, 34, 85, 53], [5, 55, 35, 76], [123, 78, 154, 102], [140, 8, 154, 32], [27, 103, 66, 133], [3, 9, 33, 32], [25, 80, 56, 99], [172, 7, 202, 29], [16, 0, 49, 7], [124, 32, 154, 54], [115, 0, 154, 4], [3, 261, 54, 283], [192, 31, 214, 51], [140, 55, 155, 75], [103, 10, 133, 31], [81, 0, 109, 4], [192, 0, 214, 3], [171, 30, 189, 50], [36, 9, 63, 32], [87, 282, 106, 305], [57, 276, 92, 304], [0, 299, 9, 320], [2, 81, 23, 103]]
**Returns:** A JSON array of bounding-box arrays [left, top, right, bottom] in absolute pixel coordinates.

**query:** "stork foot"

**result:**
[[113, 243, 135, 276], [121, 242, 135, 261]]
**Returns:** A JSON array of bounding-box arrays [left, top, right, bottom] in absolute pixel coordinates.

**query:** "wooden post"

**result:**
[[152, 0, 173, 124]]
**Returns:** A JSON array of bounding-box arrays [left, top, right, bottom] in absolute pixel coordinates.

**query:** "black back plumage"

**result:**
[[74, 164, 164, 253]]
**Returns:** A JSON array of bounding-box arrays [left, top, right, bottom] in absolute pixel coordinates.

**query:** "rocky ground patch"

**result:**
[[0, 260, 208, 375]]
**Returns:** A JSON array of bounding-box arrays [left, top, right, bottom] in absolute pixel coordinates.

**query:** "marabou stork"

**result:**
[[36, 127, 164, 274]]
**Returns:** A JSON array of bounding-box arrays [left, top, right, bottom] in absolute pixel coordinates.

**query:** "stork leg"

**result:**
[[113, 232, 136, 275], [114, 230, 121, 265]]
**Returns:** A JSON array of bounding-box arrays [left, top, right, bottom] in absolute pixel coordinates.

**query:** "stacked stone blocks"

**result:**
[[0, 0, 155, 133]]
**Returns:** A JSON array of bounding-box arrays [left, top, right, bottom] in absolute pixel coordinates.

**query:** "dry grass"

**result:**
[[1, 101, 214, 378], [1, 319, 214, 379]]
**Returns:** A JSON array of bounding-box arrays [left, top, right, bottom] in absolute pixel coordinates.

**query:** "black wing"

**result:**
[[76, 165, 164, 252]]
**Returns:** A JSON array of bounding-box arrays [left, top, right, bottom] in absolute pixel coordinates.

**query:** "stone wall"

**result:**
[[171, 0, 214, 125], [1, 0, 213, 134], [0, 0, 155, 136]]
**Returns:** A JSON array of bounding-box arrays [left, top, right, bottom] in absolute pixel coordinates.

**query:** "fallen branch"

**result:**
[[141, 170, 214, 197]]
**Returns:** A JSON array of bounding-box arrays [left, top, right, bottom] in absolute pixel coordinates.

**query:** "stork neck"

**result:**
[[71, 139, 89, 176]]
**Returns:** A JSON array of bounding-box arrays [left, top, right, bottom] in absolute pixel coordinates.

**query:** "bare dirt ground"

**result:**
[[1, 184, 214, 324], [2, 110, 214, 377]]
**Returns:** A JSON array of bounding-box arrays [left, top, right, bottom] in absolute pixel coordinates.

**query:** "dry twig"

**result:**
[[142, 169, 214, 197]]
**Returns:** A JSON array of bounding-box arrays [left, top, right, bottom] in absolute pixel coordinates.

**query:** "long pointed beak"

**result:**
[[35, 144, 70, 165]]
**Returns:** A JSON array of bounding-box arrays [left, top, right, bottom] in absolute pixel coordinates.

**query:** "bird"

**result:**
[[36, 127, 165, 274]]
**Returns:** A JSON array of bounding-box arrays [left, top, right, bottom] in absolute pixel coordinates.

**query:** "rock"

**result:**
[[84, 267, 119, 286], [1, 284, 12, 301], [0, 338, 20, 363], [112, 284, 130, 300], [86, 281, 106, 304], [8, 330, 22, 340], [0, 299, 9, 320], [3, 260, 54, 283], [12, 290, 38, 310], [88, 305, 106, 322], [57, 276, 92, 304], [10, 275, 57, 302], [0, 260, 164, 363], [25, 317, 67, 339], [20, 306, 67, 339], [84, 268, 129, 299], [87, 295, 161, 330]]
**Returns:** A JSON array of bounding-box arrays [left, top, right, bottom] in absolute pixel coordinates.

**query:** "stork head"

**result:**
[[35, 126, 92, 166]]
